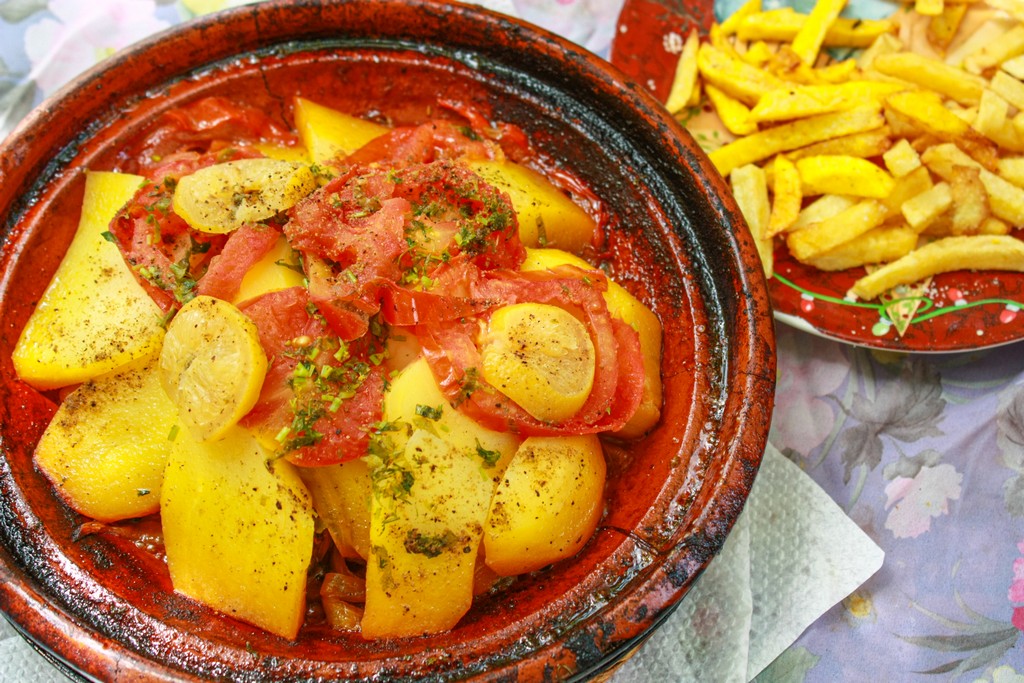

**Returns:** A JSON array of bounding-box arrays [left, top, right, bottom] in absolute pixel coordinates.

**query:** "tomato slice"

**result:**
[[239, 286, 387, 466], [126, 96, 298, 174], [196, 224, 282, 301], [285, 160, 523, 340], [415, 265, 644, 435]]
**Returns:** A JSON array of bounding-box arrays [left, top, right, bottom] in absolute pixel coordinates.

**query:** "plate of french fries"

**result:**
[[613, 0, 1024, 351]]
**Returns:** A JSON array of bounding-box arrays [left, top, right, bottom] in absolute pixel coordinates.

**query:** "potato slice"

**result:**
[[363, 428, 495, 638], [12, 171, 163, 390], [172, 158, 317, 234], [160, 295, 268, 442], [520, 248, 662, 438], [293, 97, 388, 164], [33, 354, 177, 522], [382, 357, 521, 465], [483, 434, 606, 576], [161, 426, 314, 640], [479, 302, 596, 423], [297, 459, 372, 561], [466, 159, 597, 253]]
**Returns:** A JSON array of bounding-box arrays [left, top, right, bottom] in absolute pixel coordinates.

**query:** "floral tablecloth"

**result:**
[[1, 1, 1023, 682]]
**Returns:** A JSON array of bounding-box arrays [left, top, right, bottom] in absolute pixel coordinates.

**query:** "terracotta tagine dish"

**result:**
[[0, 0, 775, 680]]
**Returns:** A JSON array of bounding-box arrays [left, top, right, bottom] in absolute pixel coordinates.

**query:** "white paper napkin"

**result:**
[[612, 444, 885, 682]]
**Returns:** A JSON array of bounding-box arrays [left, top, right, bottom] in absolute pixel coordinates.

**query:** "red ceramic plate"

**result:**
[[0, 0, 774, 680], [612, 0, 1024, 353]]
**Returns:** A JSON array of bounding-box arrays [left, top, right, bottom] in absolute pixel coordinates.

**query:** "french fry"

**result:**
[[768, 155, 802, 236], [719, 0, 762, 36], [901, 181, 953, 231], [736, 8, 895, 47], [986, 0, 1024, 21], [786, 127, 893, 160], [1004, 54, 1024, 80], [949, 165, 991, 235], [873, 53, 986, 105], [704, 84, 758, 136], [883, 138, 923, 177], [974, 89, 1024, 152], [791, 0, 849, 65], [710, 104, 885, 176], [697, 42, 785, 105], [998, 156, 1024, 188], [849, 235, 1024, 300], [946, 16, 1020, 68], [979, 217, 1012, 235], [807, 225, 919, 271], [792, 194, 857, 231], [914, 0, 945, 17], [796, 154, 896, 198], [730, 164, 774, 276], [749, 81, 906, 122], [964, 24, 1024, 74], [665, 30, 701, 114], [882, 166, 935, 219], [857, 33, 904, 71], [786, 199, 888, 261], [884, 90, 999, 170], [927, 3, 968, 51], [921, 143, 1024, 224], [990, 71, 1024, 112]]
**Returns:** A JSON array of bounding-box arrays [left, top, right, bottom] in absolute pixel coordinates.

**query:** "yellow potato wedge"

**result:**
[[12, 171, 163, 390], [466, 159, 597, 253], [34, 354, 177, 522], [162, 426, 314, 640], [293, 97, 388, 164], [483, 434, 605, 576]]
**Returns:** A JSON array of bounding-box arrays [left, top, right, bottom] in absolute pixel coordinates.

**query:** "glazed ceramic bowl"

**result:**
[[0, 0, 775, 680]]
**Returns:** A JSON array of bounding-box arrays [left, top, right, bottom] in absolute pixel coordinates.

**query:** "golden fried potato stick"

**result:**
[[665, 30, 701, 114], [786, 199, 888, 261], [710, 104, 885, 176], [768, 155, 802, 236], [791, 0, 849, 65], [787, 127, 893, 160], [697, 42, 786, 105], [749, 81, 906, 122], [884, 90, 999, 170], [731, 164, 774, 276], [873, 53, 986, 105], [921, 143, 1024, 224], [704, 84, 758, 136], [849, 235, 1024, 300], [927, 3, 968, 50], [807, 225, 918, 271], [796, 154, 896, 198], [736, 8, 894, 47], [719, 0, 762, 36]]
